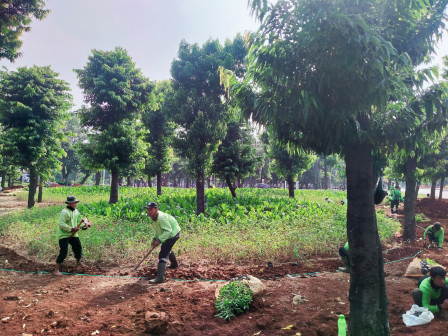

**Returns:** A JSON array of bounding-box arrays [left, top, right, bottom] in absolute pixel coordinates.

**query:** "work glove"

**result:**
[[71, 227, 80, 233]]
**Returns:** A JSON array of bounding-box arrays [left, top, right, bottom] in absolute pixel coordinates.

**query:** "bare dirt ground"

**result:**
[[1, 196, 448, 336]]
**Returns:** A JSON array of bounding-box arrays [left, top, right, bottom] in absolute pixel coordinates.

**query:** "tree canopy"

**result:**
[[168, 36, 248, 214], [75, 47, 152, 203], [0, 0, 48, 61], [0, 65, 72, 207]]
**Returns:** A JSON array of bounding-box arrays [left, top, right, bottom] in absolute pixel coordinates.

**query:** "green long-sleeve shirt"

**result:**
[[424, 225, 444, 247], [57, 207, 85, 239], [419, 276, 448, 313], [152, 211, 181, 243], [389, 189, 403, 202]]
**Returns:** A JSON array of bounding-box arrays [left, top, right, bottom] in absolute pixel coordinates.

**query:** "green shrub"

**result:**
[[215, 281, 253, 321]]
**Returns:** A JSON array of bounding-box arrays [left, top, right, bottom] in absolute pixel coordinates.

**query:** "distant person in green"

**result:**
[[53, 196, 90, 276], [338, 242, 350, 273], [145, 202, 181, 284], [424, 222, 444, 248], [389, 184, 403, 214], [412, 266, 448, 317]]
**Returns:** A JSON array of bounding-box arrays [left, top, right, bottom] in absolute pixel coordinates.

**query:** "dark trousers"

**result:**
[[427, 231, 439, 244], [158, 232, 180, 263], [338, 247, 350, 266], [56, 237, 82, 264], [390, 199, 399, 210]]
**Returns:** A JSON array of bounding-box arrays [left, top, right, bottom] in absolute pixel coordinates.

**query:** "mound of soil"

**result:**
[[416, 198, 448, 219]]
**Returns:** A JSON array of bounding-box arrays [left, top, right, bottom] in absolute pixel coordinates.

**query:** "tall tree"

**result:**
[[0, 65, 72, 207], [269, 135, 314, 197], [383, 79, 448, 240], [234, 1, 448, 334], [142, 80, 174, 196], [0, 0, 48, 61], [75, 47, 152, 203], [212, 119, 259, 197], [168, 36, 247, 214]]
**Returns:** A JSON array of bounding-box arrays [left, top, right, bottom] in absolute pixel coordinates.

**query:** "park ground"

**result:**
[[1, 193, 448, 335]]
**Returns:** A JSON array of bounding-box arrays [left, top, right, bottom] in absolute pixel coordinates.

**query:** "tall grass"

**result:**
[[2, 187, 400, 265]]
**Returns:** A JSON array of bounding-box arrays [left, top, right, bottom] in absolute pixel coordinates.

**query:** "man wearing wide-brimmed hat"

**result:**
[[53, 196, 90, 275]]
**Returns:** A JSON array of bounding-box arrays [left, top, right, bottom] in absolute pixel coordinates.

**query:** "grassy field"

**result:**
[[1, 187, 401, 265]]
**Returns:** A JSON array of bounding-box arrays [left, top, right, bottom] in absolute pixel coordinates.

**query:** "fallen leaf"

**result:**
[[253, 332, 261, 335], [282, 324, 294, 330]]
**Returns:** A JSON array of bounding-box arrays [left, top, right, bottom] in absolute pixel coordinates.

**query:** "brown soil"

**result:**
[[1, 197, 448, 335]]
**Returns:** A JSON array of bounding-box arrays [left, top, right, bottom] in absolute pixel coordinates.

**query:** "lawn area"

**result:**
[[3, 187, 401, 265]]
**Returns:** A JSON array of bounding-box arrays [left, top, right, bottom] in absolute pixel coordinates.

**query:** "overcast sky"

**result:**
[[0, 0, 259, 110], [0, 1, 447, 111]]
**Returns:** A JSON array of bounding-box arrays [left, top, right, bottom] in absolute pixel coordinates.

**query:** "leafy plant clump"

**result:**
[[415, 213, 430, 223], [215, 281, 253, 321]]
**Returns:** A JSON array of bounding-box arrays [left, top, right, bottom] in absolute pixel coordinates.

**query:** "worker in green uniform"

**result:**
[[145, 202, 181, 284], [338, 242, 350, 273], [424, 222, 444, 248], [389, 184, 403, 214], [53, 196, 90, 276], [412, 266, 448, 317]]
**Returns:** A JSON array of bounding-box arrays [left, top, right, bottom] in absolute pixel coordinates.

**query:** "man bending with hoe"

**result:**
[[412, 266, 448, 318], [424, 222, 444, 248], [53, 196, 91, 275], [145, 202, 181, 284]]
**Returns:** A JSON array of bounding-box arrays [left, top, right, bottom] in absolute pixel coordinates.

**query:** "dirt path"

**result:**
[[0, 193, 27, 216], [1, 198, 448, 335], [0, 192, 58, 216]]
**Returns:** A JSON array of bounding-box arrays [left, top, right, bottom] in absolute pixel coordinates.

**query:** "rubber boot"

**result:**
[[168, 252, 178, 269], [149, 262, 166, 284], [412, 288, 423, 306], [338, 256, 351, 273], [53, 263, 62, 276]]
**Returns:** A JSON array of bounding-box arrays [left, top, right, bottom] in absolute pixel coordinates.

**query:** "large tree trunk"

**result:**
[[344, 143, 389, 336], [95, 171, 101, 185], [415, 181, 420, 202], [430, 180, 436, 200], [207, 175, 211, 188], [27, 166, 39, 209], [403, 156, 417, 241], [61, 165, 69, 181], [80, 171, 91, 185], [196, 172, 205, 215], [287, 175, 295, 198], [109, 171, 119, 204], [225, 176, 237, 198], [37, 176, 43, 203], [157, 171, 162, 196], [323, 156, 328, 189], [1, 173, 5, 189], [439, 177, 445, 201]]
